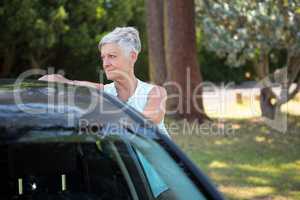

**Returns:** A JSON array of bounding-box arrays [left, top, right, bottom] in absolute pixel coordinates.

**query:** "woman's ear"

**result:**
[[130, 51, 138, 64]]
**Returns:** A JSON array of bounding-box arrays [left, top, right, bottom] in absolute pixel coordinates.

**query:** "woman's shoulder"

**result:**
[[138, 79, 153, 88], [138, 80, 167, 98], [138, 79, 164, 90]]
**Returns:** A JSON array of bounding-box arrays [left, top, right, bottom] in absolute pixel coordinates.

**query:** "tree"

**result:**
[[0, 0, 138, 79], [0, 0, 69, 74], [145, 0, 167, 85], [196, 0, 300, 119], [164, 0, 207, 122], [0, 0, 35, 76]]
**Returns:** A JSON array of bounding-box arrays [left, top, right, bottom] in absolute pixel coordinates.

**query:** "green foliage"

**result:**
[[2, 0, 256, 83], [128, 0, 149, 81], [196, 27, 253, 83], [0, 0, 147, 81], [199, 45, 252, 83], [196, 0, 300, 68]]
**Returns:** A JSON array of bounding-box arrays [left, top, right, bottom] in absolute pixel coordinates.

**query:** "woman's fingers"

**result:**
[[38, 74, 70, 83], [38, 75, 103, 89]]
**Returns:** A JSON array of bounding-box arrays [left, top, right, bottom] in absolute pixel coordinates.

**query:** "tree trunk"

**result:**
[[253, 52, 278, 119], [164, 0, 208, 123], [145, 0, 167, 85], [260, 87, 277, 119], [254, 49, 300, 119], [284, 48, 300, 102], [253, 51, 269, 80], [275, 51, 300, 106]]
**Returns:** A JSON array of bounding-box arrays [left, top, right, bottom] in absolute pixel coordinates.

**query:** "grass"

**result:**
[[167, 98, 300, 200]]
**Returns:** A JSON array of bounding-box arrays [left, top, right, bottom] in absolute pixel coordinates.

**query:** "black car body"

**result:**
[[0, 79, 224, 200]]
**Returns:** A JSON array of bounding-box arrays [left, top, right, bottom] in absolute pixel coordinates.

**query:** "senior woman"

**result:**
[[40, 27, 169, 136]]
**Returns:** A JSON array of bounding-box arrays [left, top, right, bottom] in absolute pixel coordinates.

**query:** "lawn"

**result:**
[[168, 98, 300, 200]]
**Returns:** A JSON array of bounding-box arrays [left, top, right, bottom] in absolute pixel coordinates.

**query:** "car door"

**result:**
[[99, 125, 224, 200]]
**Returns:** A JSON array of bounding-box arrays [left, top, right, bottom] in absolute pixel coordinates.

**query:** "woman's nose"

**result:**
[[103, 58, 111, 66]]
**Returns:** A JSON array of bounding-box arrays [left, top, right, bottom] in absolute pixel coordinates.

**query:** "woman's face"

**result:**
[[100, 43, 136, 81]]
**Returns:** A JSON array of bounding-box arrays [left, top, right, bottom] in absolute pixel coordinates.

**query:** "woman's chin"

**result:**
[[106, 73, 118, 81]]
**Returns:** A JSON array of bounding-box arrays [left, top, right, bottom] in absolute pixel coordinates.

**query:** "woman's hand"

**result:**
[[38, 74, 72, 84], [39, 74, 103, 89]]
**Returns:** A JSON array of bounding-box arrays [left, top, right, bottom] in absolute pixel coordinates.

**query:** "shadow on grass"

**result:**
[[169, 116, 300, 200]]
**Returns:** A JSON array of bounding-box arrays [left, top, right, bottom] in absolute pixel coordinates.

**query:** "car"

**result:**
[[0, 79, 224, 200]]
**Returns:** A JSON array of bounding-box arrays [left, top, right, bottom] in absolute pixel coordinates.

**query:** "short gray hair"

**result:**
[[98, 27, 141, 55]]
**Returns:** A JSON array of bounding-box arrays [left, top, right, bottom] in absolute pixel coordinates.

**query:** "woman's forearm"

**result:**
[[39, 74, 103, 89]]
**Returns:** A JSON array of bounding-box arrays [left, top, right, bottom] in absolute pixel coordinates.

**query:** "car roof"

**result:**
[[0, 79, 160, 143]]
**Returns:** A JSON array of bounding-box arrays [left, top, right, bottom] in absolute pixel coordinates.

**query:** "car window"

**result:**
[[0, 142, 134, 200], [130, 136, 207, 200], [134, 148, 169, 198]]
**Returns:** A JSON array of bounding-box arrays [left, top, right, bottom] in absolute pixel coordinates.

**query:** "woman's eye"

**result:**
[[109, 55, 116, 58]]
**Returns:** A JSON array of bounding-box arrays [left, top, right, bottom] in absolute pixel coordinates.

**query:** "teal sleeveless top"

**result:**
[[104, 79, 169, 136]]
